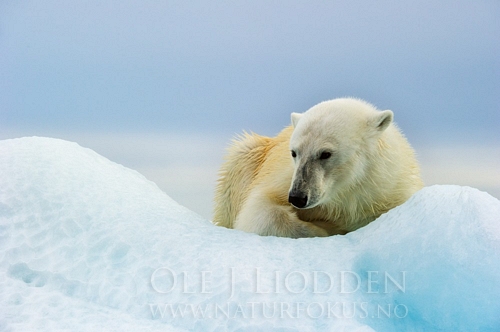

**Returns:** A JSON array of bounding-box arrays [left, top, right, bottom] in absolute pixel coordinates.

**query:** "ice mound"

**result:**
[[1, 137, 499, 331]]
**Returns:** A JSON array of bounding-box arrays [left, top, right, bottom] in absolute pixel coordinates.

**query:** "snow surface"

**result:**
[[1, 137, 499, 332]]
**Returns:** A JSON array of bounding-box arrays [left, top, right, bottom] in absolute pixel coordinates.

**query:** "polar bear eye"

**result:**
[[319, 151, 332, 160], [291, 150, 297, 158]]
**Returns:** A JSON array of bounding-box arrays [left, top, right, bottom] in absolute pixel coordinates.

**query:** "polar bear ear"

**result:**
[[291, 112, 303, 128], [372, 110, 394, 132]]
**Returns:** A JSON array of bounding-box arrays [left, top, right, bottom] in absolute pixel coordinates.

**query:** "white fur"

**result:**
[[213, 98, 423, 238]]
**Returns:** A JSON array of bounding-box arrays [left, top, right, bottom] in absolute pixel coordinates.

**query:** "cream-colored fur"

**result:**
[[213, 98, 423, 238]]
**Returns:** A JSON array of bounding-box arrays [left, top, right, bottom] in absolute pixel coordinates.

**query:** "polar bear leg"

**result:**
[[233, 191, 329, 238]]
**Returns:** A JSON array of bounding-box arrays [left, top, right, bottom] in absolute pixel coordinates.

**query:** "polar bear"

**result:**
[[213, 98, 423, 238]]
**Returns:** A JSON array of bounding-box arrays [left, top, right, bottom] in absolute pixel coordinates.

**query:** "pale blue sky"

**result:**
[[1, 1, 499, 217]]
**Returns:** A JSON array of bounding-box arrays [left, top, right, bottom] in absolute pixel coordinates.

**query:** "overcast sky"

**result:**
[[1, 1, 499, 218]]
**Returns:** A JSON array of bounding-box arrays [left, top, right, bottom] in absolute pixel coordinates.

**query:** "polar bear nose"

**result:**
[[288, 194, 308, 209]]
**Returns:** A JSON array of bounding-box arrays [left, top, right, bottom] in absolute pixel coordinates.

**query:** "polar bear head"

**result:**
[[288, 98, 394, 209]]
